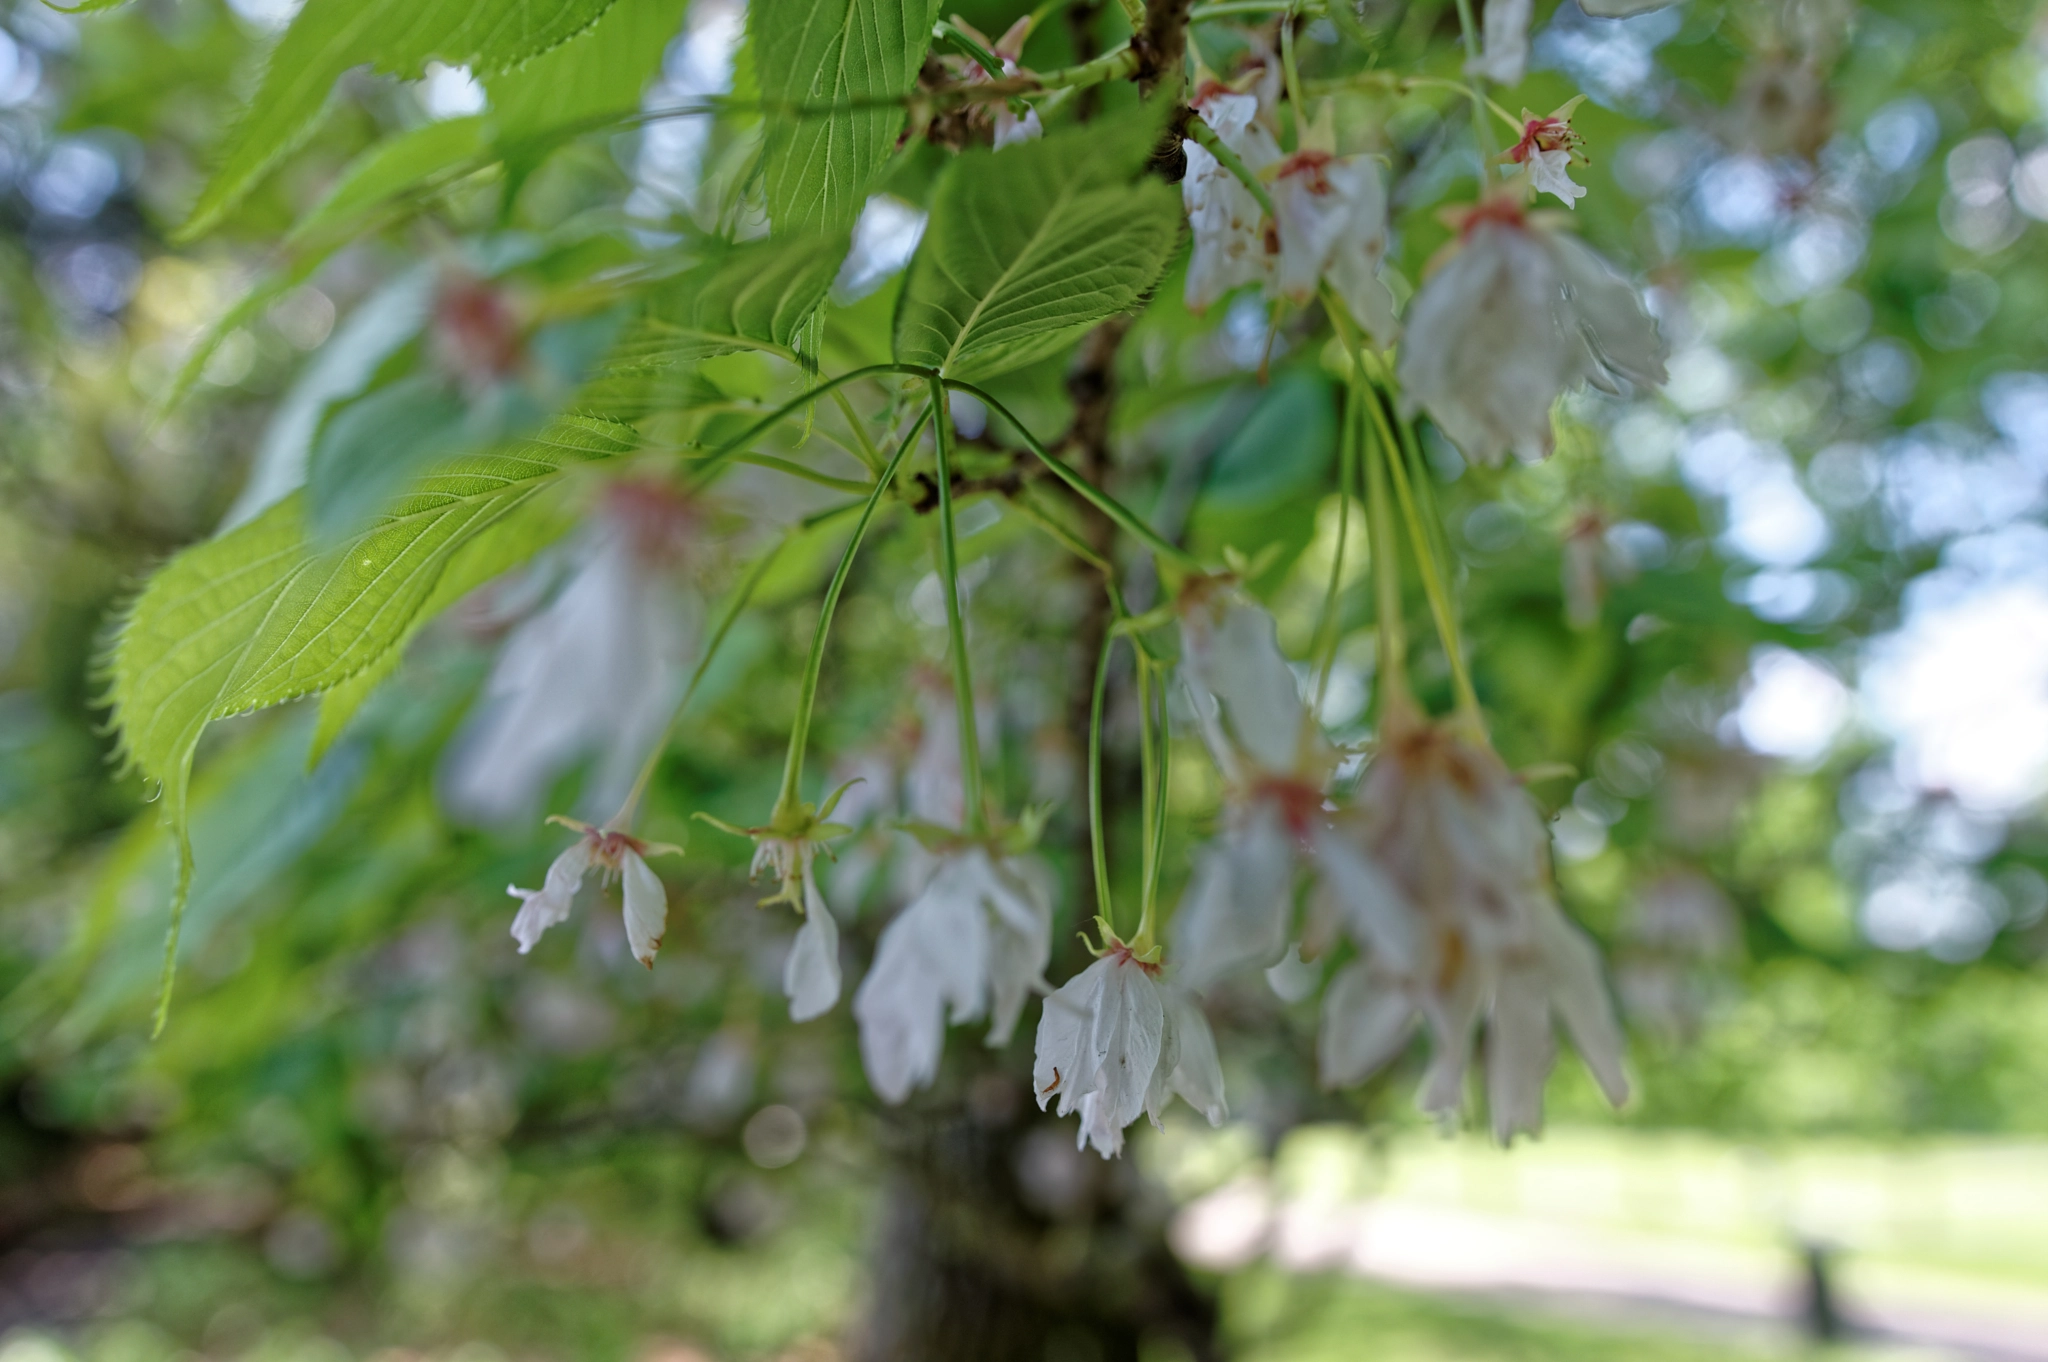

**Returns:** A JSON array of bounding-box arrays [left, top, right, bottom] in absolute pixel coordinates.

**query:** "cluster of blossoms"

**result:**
[[1183, 72, 1666, 469], [1182, 85, 1397, 347], [486, 10, 1692, 1159], [1166, 583, 1629, 1142]]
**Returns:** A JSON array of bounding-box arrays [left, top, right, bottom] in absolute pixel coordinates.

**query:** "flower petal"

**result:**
[[620, 849, 669, 967], [784, 873, 842, 1022]]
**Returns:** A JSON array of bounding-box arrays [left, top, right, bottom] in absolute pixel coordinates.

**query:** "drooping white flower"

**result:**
[[1580, 0, 1681, 14], [1398, 198, 1667, 466], [1269, 144, 1398, 345], [1034, 942, 1226, 1157], [1466, 0, 1532, 86], [853, 847, 1055, 1102], [444, 481, 700, 827], [1182, 89, 1281, 313], [1172, 585, 1337, 992], [1312, 712, 1629, 1142], [1177, 585, 1323, 785], [1171, 802, 1298, 992], [751, 833, 843, 1021], [507, 818, 682, 966], [1503, 99, 1591, 209]]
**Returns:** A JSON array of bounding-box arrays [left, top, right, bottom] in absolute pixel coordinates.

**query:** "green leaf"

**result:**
[[612, 233, 849, 370], [486, 0, 691, 197], [310, 489, 578, 761], [306, 375, 474, 541], [893, 120, 1182, 382], [107, 416, 635, 1021], [181, 0, 621, 239], [288, 115, 488, 245], [751, 0, 938, 233]]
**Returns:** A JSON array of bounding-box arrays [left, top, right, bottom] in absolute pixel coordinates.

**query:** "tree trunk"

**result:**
[[852, 1078, 1220, 1362]]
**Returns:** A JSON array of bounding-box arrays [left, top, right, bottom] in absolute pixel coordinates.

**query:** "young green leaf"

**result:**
[[486, 0, 691, 201], [180, 0, 621, 239], [613, 232, 850, 370], [893, 120, 1181, 382], [751, 0, 939, 233], [288, 115, 488, 246], [107, 416, 635, 1020], [309, 489, 579, 761]]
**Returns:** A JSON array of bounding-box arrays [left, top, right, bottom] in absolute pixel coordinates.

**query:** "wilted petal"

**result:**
[[1580, 0, 1680, 13], [1183, 93, 1281, 313], [619, 849, 669, 967], [784, 872, 842, 1021]]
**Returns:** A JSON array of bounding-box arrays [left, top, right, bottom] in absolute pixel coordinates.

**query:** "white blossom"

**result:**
[[1172, 586, 1337, 992], [1177, 586, 1323, 784], [1034, 945, 1226, 1157], [1466, 0, 1532, 86], [1171, 801, 1297, 992], [1504, 101, 1591, 209], [444, 484, 699, 827], [1312, 713, 1629, 1141], [1270, 148, 1398, 345], [1182, 90, 1280, 312], [853, 847, 1054, 1102], [1398, 201, 1667, 466], [507, 821, 681, 966], [753, 835, 842, 1021]]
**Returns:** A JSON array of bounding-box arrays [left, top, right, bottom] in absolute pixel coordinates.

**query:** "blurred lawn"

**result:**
[[1222, 1271, 1848, 1362]]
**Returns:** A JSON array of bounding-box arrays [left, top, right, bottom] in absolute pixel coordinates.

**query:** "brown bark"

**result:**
[[851, 1080, 1221, 1362]]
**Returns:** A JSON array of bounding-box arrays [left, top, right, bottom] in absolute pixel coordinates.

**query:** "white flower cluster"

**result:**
[[1169, 586, 1630, 1143]]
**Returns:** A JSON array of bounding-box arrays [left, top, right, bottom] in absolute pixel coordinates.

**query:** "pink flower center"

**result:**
[[603, 479, 697, 564], [1104, 941, 1163, 976], [1275, 149, 1335, 194], [1251, 776, 1328, 841], [1507, 117, 1580, 164], [1450, 195, 1527, 241], [586, 828, 650, 873]]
